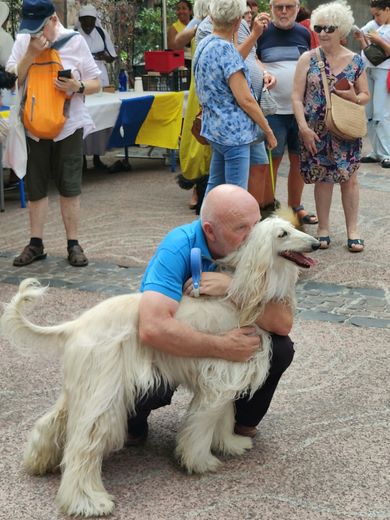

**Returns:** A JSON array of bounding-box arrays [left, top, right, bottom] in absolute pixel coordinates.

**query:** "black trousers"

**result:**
[[128, 334, 294, 432]]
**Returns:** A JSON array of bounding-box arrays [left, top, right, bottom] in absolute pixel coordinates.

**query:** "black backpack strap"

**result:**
[[96, 26, 116, 58]]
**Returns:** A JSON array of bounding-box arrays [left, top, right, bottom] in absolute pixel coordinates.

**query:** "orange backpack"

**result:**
[[23, 34, 77, 140]]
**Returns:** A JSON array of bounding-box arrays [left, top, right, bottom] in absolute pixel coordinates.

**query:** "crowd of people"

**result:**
[[0, 0, 388, 464], [175, 0, 389, 255]]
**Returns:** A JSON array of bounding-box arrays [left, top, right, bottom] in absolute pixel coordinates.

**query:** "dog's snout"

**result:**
[[311, 240, 321, 251]]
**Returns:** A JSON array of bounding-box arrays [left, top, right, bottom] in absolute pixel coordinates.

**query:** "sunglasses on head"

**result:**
[[313, 25, 338, 33]]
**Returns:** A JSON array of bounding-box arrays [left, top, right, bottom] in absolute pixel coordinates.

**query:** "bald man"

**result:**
[[129, 185, 294, 443]]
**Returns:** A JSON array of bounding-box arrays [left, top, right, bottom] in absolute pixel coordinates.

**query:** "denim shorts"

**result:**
[[250, 141, 269, 166], [267, 114, 300, 157]]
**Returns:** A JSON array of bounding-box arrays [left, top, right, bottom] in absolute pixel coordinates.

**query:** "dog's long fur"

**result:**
[[1, 217, 319, 517]]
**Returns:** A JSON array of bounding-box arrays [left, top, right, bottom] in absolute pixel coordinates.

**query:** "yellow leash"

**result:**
[[268, 148, 275, 194]]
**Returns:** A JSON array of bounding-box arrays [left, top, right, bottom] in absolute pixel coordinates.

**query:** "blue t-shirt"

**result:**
[[256, 23, 310, 113], [193, 34, 257, 145], [140, 220, 217, 302]]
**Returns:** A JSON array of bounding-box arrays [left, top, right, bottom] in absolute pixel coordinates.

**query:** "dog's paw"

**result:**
[[214, 433, 253, 456], [184, 454, 222, 474], [57, 491, 115, 517]]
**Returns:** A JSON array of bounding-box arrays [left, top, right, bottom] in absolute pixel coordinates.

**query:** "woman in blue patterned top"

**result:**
[[193, 0, 276, 195]]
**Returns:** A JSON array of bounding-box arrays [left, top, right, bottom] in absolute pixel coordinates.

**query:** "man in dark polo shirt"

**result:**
[[257, 0, 318, 226]]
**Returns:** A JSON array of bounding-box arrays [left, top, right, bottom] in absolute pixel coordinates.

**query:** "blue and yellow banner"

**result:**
[[108, 92, 184, 150]]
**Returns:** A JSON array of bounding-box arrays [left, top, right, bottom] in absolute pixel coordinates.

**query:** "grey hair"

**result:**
[[310, 0, 354, 38], [194, 0, 211, 19], [209, 0, 247, 28]]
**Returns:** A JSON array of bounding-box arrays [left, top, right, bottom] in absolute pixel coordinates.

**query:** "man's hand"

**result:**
[[27, 33, 50, 57], [54, 74, 79, 94], [183, 272, 232, 297], [219, 327, 261, 362], [263, 72, 277, 90]]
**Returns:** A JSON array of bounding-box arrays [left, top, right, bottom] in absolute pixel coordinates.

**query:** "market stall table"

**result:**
[[85, 90, 185, 170]]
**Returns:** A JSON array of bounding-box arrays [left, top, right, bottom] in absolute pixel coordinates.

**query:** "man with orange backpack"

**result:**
[[7, 0, 101, 267]]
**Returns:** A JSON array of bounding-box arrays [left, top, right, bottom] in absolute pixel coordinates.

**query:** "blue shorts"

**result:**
[[250, 141, 268, 166], [267, 114, 300, 157]]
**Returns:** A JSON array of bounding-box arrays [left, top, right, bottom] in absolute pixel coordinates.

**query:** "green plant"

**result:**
[[133, 0, 179, 65]]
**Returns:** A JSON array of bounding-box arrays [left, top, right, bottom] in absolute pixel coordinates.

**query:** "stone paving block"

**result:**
[[347, 316, 390, 328], [297, 310, 346, 323]]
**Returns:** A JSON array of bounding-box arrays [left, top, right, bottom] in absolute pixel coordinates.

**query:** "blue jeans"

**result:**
[[205, 141, 250, 195]]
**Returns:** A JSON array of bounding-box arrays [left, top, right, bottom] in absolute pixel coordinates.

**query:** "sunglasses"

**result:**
[[313, 25, 338, 33], [271, 4, 298, 11]]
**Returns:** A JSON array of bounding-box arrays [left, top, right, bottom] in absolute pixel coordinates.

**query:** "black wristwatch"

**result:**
[[77, 81, 85, 94]]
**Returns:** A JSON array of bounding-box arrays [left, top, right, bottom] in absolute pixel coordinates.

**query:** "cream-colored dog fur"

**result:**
[[1, 217, 319, 517]]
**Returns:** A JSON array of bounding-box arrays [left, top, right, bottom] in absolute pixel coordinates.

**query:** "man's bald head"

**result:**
[[201, 185, 259, 225], [201, 185, 261, 258]]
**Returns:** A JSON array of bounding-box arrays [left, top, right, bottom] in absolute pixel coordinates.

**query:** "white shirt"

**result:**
[[7, 24, 101, 141], [77, 26, 117, 87], [360, 20, 390, 70]]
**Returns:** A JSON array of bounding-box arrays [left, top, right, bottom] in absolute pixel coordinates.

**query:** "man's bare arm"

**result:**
[[138, 291, 261, 362]]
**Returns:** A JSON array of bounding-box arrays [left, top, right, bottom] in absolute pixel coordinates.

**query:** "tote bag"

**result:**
[[3, 72, 28, 179]]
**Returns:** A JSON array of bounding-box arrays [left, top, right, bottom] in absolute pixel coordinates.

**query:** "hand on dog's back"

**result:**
[[216, 327, 261, 362]]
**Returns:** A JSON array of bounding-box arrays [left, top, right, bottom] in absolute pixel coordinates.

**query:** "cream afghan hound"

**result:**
[[1, 217, 319, 517]]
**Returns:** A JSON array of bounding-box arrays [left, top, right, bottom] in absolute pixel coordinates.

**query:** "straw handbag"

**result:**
[[316, 48, 367, 141]]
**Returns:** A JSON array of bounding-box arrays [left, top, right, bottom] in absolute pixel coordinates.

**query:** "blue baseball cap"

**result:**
[[18, 0, 55, 34]]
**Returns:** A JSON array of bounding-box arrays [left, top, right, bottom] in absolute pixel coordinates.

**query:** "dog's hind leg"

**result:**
[[175, 395, 228, 474], [24, 392, 68, 475], [211, 401, 253, 456], [56, 351, 128, 517]]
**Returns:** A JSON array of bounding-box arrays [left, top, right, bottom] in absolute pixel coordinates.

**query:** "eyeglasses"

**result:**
[[271, 4, 298, 12], [313, 25, 338, 33]]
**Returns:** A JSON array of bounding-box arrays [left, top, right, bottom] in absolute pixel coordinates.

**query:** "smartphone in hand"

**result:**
[[57, 69, 72, 79], [334, 77, 350, 90]]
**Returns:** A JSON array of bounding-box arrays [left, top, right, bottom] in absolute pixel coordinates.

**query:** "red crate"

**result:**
[[144, 50, 184, 73]]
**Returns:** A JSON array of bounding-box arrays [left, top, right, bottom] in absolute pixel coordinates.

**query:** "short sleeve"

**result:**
[[141, 247, 189, 302], [221, 43, 245, 82]]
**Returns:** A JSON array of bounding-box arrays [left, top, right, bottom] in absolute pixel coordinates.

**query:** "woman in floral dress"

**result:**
[[292, 0, 370, 252]]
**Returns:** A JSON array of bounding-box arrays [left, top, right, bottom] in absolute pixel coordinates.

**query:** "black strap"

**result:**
[[95, 26, 114, 58]]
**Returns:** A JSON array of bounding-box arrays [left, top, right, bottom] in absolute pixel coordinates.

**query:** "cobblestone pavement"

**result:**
[[1, 146, 389, 330], [0, 251, 388, 329], [1, 145, 389, 520]]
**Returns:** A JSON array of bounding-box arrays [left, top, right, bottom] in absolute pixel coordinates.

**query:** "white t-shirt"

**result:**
[[7, 24, 101, 141], [360, 20, 390, 70]]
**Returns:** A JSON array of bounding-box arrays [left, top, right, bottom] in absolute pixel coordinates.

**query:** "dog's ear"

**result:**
[[227, 222, 274, 325]]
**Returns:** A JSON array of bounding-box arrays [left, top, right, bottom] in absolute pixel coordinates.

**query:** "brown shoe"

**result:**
[[67, 244, 88, 267], [126, 418, 148, 447], [13, 244, 47, 267], [234, 423, 258, 438]]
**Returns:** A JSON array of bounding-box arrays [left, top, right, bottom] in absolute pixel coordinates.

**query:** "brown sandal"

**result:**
[[13, 244, 47, 267], [67, 244, 88, 267]]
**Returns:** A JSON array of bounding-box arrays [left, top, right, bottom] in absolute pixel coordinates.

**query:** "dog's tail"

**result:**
[[1, 278, 71, 356]]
